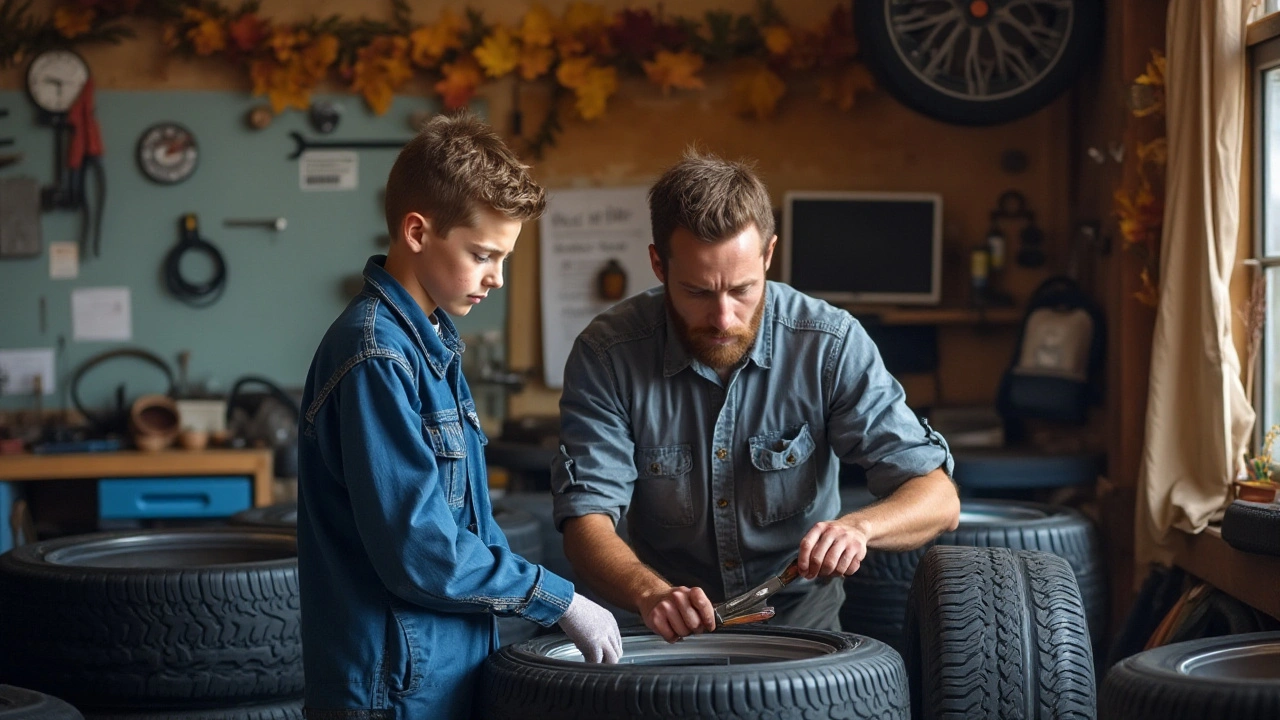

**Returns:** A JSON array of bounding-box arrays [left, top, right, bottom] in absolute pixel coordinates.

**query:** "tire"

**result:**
[[841, 499, 1104, 654], [0, 528, 302, 710], [480, 626, 909, 719], [855, 0, 1104, 126], [0, 685, 83, 720], [1100, 632, 1280, 720], [905, 546, 1096, 719], [1222, 500, 1280, 557], [83, 697, 303, 720], [228, 503, 297, 530]]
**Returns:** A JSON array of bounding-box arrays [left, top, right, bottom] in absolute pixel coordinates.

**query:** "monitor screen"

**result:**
[[781, 191, 942, 305]]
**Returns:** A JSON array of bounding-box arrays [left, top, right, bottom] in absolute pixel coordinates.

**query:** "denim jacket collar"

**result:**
[[361, 255, 463, 379], [662, 285, 774, 378]]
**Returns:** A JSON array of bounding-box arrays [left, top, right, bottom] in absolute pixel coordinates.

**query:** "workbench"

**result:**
[[0, 448, 274, 552]]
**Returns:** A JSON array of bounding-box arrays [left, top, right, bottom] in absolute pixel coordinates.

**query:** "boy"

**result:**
[[297, 113, 621, 720]]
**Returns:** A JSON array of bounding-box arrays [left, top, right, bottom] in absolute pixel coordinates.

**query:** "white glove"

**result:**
[[556, 593, 623, 663]]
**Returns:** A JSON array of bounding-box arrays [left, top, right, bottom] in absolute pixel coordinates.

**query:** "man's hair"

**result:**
[[384, 111, 545, 238], [647, 149, 774, 268]]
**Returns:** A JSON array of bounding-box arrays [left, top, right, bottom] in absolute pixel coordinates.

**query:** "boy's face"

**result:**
[[408, 207, 521, 316]]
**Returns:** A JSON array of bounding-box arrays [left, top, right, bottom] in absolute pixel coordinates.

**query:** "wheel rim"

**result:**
[[529, 632, 849, 665], [884, 0, 1075, 101], [43, 531, 296, 568], [958, 501, 1049, 524], [1178, 643, 1280, 680]]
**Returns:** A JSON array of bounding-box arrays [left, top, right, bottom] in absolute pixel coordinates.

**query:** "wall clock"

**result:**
[[855, 0, 1103, 125], [137, 122, 199, 184]]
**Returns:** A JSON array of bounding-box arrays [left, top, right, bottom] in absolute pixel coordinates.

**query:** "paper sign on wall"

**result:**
[[538, 186, 658, 388], [0, 348, 55, 396], [72, 286, 132, 341], [299, 151, 358, 191], [49, 241, 78, 279]]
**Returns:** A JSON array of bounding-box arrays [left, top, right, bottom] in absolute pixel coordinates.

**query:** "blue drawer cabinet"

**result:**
[[98, 477, 252, 520], [0, 481, 12, 553]]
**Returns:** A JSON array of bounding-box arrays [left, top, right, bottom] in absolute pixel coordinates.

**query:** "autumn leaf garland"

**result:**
[[7, 0, 874, 153]]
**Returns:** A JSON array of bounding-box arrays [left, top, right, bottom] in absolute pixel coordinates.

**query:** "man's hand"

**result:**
[[636, 586, 717, 642], [796, 516, 870, 580], [557, 593, 623, 663]]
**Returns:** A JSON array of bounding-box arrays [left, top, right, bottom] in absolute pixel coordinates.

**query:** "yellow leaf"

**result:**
[[352, 37, 413, 115], [410, 9, 466, 67], [556, 55, 595, 89], [1137, 138, 1168, 167], [642, 50, 705, 94], [819, 63, 876, 112], [519, 45, 556, 81], [302, 35, 339, 81], [763, 26, 792, 57], [574, 65, 618, 120], [188, 18, 228, 56], [520, 4, 556, 48], [732, 64, 786, 119], [54, 6, 95, 39], [474, 27, 520, 78], [1136, 49, 1165, 87]]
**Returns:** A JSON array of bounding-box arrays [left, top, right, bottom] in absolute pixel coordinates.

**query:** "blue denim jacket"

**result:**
[[552, 282, 953, 606], [297, 256, 573, 720]]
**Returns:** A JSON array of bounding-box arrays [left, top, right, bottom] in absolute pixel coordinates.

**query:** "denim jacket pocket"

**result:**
[[749, 423, 818, 525], [423, 416, 467, 507], [381, 600, 427, 699], [461, 400, 489, 446], [632, 444, 694, 527]]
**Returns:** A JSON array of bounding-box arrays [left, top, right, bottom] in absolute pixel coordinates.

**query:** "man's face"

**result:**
[[411, 207, 521, 316], [652, 225, 776, 369]]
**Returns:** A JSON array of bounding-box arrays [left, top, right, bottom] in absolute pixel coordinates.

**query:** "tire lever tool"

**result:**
[[713, 558, 800, 628]]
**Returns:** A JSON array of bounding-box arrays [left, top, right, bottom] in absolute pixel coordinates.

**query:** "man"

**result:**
[[551, 151, 961, 641]]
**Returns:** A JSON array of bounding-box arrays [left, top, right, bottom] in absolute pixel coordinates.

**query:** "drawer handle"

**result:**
[[136, 493, 212, 509]]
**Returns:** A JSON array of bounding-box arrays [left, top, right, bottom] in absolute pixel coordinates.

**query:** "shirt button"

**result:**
[[716, 448, 728, 460], [649, 462, 661, 474], [717, 498, 729, 508], [786, 454, 796, 464], [723, 560, 737, 570]]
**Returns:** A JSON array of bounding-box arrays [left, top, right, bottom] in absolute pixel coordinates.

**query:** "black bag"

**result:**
[[997, 276, 1105, 425]]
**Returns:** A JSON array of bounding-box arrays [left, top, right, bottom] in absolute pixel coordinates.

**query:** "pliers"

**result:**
[[713, 558, 801, 628]]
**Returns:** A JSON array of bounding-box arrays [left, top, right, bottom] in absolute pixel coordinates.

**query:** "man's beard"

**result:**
[[667, 287, 766, 370]]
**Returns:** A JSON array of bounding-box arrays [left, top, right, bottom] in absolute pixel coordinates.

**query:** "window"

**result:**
[[1254, 37, 1280, 436]]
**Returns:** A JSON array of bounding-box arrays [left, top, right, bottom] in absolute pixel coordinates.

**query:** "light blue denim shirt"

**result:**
[[297, 256, 573, 720], [552, 281, 953, 604]]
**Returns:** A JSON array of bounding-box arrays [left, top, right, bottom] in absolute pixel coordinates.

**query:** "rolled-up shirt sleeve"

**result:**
[[335, 357, 572, 627], [551, 336, 636, 531], [826, 318, 954, 498]]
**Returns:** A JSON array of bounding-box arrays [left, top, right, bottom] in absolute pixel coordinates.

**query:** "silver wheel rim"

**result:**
[[959, 502, 1049, 524], [533, 632, 848, 665], [885, 0, 1075, 101], [1177, 642, 1280, 681], [43, 531, 296, 568]]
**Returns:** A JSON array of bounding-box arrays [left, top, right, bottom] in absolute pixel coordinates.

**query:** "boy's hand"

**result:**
[[557, 593, 623, 663]]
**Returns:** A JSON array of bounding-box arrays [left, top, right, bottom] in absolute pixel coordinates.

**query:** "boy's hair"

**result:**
[[647, 149, 774, 270], [384, 111, 545, 239]]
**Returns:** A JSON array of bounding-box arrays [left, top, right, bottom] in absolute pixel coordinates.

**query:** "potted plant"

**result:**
[[1237, 424, 1279, 503]]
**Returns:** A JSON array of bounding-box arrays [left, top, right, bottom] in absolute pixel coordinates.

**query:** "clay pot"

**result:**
[[1235, 480, 1279, 504], [130, 394, 180, 452]]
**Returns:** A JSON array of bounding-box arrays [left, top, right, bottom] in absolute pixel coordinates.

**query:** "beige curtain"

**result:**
[[1136, 0, 1258, 568]]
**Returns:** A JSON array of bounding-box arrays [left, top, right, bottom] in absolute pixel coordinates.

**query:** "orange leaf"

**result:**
[[519, 45, 555, 81], [520, 4, 556, 48], [435, 58, 484, 110], [818, 63, 875, 112], [731, 63, 786, 120], [228, 13, 267, 53], [574, 65, 618, 120], [188, 18, 227, 56], [556, 55, 594, 89], [643, 50, 704, 94], [54, 6, 95, 39], [763, 26, 792, 57], [410, 9, 465, 67]]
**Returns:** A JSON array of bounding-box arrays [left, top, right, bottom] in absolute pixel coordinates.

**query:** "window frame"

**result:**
[[1251, 35, 1280, 445]]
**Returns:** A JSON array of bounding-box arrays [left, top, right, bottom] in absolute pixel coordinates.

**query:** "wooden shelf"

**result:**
[[0, 448, 275, 507], [1171, 524, 1280, 621], [839, 305, 1022, 326]]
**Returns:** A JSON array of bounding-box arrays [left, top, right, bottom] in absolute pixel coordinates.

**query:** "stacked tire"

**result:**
[[0, 528, 303, 719]]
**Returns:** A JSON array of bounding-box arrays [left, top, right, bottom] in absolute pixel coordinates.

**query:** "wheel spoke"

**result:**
[[920, 17, 967, 81]]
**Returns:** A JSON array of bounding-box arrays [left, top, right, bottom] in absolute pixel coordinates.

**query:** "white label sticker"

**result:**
[[0, 348, 56, 395], [49, 241, 79, 279], [300, 151, 358, 191]]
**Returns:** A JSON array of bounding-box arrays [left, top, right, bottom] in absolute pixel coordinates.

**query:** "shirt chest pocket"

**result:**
[[632, 444, 694, 528], [748, 423, 817, 525], [423, 416, 468, 508]]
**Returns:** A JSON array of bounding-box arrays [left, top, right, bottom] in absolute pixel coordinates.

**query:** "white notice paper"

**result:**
[[539, 186, 658, 388], [72, 287, 132, 341], [0, 348, 56, 396], [299, 151, 358, 191], [49, 241, 79, 279]]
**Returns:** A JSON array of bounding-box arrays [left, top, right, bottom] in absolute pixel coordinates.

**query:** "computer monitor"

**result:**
[[781, 191, 943, 305]]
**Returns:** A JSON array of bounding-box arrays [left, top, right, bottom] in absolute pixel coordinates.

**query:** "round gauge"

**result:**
[[26, 48, 90, 114], [136, 122, 199, 184]]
